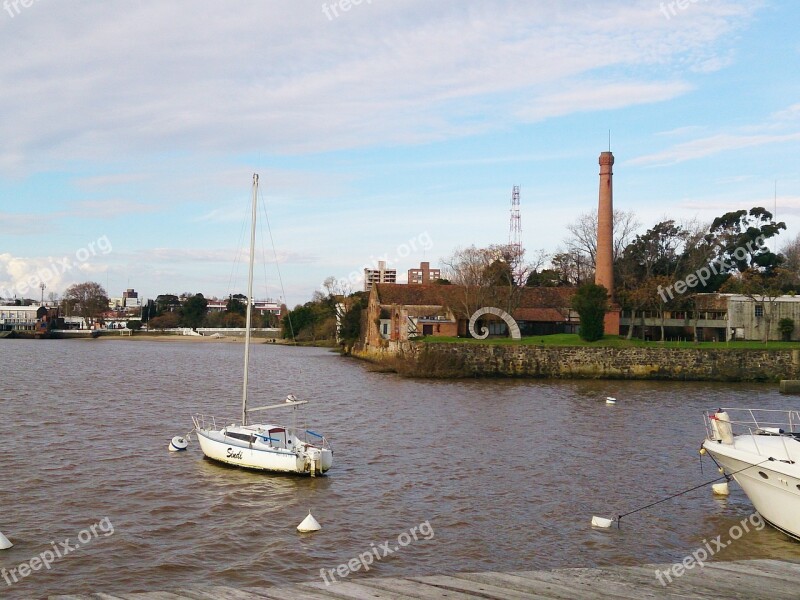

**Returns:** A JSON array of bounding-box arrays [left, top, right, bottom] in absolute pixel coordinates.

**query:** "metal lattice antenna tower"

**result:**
[[509, 185, 522, 282]]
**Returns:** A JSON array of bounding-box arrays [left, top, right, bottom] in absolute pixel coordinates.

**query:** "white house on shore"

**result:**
[[0, 305, 57, 331]]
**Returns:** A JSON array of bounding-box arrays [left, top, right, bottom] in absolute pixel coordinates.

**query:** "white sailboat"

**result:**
[[189, 174, 333, 476], [702, 408, 800, 539]]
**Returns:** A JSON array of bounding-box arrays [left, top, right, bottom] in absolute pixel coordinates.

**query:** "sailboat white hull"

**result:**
[[195, 427, 332, 475]]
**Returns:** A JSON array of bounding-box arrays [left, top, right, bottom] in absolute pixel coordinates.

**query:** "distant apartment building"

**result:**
[[407, 262, 440, 285], [110, 288, 142, 311], [364, 260, 397, 292], [123, 288, 141, 308]]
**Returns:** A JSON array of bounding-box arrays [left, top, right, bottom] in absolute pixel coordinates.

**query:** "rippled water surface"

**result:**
[[2, 338, 800, 598]]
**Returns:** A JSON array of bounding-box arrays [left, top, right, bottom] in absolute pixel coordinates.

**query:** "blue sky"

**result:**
[[1, 0, 799, 306]]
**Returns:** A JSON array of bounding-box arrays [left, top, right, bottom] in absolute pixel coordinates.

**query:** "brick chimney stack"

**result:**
[[595, 151, 614, 300]]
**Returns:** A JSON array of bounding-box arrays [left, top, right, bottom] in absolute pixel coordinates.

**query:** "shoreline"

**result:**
[[355, 341, 800, 381], [63, 332, 338, 347]]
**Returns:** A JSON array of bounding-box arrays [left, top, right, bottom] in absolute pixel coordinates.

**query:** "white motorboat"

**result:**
[[189, 174, 332, 476], [702, 408, 800, 539]]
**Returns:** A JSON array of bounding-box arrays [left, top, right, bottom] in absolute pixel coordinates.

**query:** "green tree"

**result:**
[[222, 312, 245, 328], [526, 269, 562, 287], [779, 318, 795, 342], [148, 312, 181, 329], [155, 294, 181, 314], [182, 293, 208, 328], [572, 283, 609, 342], [339, 293, 368, 348], [141, 299, 156, 323], [483, 258, 514, 287], [226, 294, 247, 316], [705, 207, 786, 274]]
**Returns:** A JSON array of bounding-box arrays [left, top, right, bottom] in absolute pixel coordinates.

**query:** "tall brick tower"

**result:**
[[596, 151, 614, 296], [596, 151, 619, 335]]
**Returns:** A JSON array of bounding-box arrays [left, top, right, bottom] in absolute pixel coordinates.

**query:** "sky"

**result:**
[[1, 0, 799, 307]]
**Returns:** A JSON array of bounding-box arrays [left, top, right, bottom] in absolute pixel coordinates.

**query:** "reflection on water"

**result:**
[[1, 338, 799, 597]]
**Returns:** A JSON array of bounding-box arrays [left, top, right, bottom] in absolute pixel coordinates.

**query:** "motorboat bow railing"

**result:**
[[704, 408, 800, 461]]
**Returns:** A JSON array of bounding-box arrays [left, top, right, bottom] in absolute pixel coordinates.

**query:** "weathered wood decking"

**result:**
[[48, 559, 800, 599]]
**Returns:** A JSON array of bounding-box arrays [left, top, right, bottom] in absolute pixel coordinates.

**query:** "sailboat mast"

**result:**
[[242, 173, 258, 425]]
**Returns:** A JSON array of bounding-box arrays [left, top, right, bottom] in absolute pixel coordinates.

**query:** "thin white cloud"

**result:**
[[628, 132, 800, 166], [655, 126, 708, 137], [69, 199, 159, 219], [0, 212, 57, 235], [73, 173, 149, 188], [518, 81, 693, 121], [771, 103, 800, 122], [140, 248, 316, 265]]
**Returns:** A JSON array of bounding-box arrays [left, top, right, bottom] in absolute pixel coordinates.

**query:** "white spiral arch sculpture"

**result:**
[[468, 307, 521, 340]]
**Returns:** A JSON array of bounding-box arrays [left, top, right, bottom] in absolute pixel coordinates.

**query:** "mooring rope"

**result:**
[[615, 455, 776, 528]]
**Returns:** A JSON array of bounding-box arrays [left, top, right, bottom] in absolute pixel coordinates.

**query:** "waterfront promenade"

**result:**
[[49, 559, 800, 599]]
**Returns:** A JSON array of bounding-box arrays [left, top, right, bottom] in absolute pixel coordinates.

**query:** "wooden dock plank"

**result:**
[[299, 579, 421, 599], [256, 584, 359, 600], [48, 559, 800, 600], [171, 587, 279, 600], [408, 574, 557, 600], [456, 570, 649, 600], [356, 576, 492, 600]]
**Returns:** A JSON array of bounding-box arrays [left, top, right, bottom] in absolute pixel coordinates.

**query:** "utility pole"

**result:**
[[509, 185, 523, 284]]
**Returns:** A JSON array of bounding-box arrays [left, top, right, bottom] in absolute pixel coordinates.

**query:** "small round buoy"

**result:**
[[297, 511, 321, 533], [591, 516, 614, 528], [699, 448, 707, 455], [606, 397, 616, 404], [712, 482, 730, 496], [0, 531, 12, 550], [169, 436, 188, 452]]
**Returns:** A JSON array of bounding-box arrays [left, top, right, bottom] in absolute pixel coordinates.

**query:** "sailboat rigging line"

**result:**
[[615, 456, 775, 528], [257, 183, 296, 344], [226, 190, 251, 301]]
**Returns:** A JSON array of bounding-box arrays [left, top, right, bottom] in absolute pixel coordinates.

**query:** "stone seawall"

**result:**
[[355, 342, 800, 381]]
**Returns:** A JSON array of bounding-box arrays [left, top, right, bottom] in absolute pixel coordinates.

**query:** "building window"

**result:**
[[755, 304, 764, 318]]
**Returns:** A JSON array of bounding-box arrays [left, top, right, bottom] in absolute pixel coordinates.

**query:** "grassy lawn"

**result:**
[[420, 333, 800, 350]]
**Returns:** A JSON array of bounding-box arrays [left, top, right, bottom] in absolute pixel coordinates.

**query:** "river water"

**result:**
[[2, 338, 800, 598]]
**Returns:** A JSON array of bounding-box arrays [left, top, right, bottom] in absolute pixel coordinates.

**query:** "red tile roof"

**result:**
[[373, 284, 576, 322]]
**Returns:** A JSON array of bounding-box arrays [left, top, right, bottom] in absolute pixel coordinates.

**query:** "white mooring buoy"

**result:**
[[169, 436, 189, 452], [712, 482, 730, 496], [297, 511, 321, 533], [591, 516, 614, 528], [606, 397, 616, 404], [0, 531, 12, 550]]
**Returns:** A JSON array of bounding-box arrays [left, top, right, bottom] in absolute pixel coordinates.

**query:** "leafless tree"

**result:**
[[564, 209, 640, 270], [440, 244, 544, 318], [323, 276, 355, 321], [780, 232, 800, 286], [62, 282, 109, 325]]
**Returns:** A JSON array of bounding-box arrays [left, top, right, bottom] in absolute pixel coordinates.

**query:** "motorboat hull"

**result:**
[[703, 437, 800, 540]]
